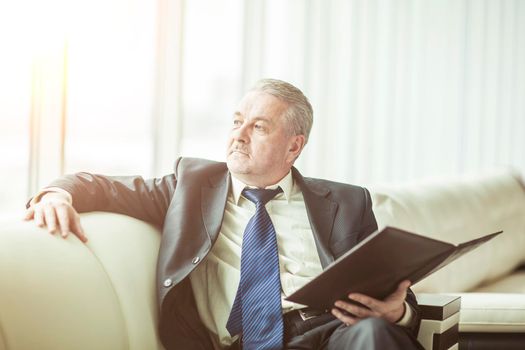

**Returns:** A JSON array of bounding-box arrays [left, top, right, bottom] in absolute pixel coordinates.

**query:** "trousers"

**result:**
[[228, 315, 424, 350]]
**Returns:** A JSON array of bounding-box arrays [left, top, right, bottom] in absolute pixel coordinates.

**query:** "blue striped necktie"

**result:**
[[226, 187, 284, 350]]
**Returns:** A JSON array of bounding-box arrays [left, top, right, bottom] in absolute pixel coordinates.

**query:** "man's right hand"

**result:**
[[24, 192, 88, 243]]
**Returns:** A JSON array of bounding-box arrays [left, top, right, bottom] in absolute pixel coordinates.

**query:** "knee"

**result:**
[[352, 317, 391, 334], [328, 318, 398, 349], [330, 317, 415, 350]]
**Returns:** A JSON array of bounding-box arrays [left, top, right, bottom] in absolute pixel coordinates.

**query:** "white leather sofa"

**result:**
[[0, 171, 524, 350], [371, 170, 525, 349]]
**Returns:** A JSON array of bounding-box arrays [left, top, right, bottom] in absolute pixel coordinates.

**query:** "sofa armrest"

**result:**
[[0, 212, 162, 350], [416, 294, 461, 350]]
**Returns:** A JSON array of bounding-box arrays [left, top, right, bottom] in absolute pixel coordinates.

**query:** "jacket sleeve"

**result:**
[[357, 187, 378, 242], [404, 288, 422, 336], [26, 159, 181, 227]]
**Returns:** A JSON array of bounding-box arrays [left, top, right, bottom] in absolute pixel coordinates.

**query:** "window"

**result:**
[[64, 0, 158, 177], [0, 4, 33, 215], [179, 0, 244, 161]]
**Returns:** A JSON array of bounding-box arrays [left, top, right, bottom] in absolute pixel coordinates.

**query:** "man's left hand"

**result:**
[[331, 280, 411, 326]]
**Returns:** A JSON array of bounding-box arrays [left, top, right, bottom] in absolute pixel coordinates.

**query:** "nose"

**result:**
[[232, 123, 250, 143]]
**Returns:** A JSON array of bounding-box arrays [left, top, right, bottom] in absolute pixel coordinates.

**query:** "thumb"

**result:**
[[23, 207, 35, 220], [399, 280, 411, 290], [391, 280, 411, 300]]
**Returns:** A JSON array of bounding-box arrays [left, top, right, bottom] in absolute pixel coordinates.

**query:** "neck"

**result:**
[[231, 171, 290, 188]]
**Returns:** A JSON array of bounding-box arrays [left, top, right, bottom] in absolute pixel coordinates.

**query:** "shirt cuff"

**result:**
[[395, 301, 414, 327], [28, 187, 73, 207]]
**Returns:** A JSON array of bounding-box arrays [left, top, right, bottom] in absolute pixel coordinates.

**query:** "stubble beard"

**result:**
[[226, 153, 251, 175]]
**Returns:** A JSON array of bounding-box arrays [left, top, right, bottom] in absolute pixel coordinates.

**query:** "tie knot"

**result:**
[[242, 187, 282, 206]]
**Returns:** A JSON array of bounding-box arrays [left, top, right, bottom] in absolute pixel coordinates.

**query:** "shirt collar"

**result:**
[[230, 171, 294, 205]]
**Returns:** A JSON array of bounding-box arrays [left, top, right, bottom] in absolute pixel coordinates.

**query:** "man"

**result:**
[[25, 79, 423, 349]]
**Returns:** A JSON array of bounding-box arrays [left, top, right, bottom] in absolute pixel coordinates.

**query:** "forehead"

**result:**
[[235, 91, 289, 121]]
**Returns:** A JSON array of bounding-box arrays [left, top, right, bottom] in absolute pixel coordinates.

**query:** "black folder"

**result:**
[[286, 226, 502, 310]]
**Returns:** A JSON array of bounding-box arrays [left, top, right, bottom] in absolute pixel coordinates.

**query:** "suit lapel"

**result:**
[[292, 168, 338, 269], [201, 169, 230, 244]]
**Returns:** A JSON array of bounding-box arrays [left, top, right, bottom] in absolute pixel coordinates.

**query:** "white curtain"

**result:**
[[176, 0, 525, 185], [250, 0, 525, 184]]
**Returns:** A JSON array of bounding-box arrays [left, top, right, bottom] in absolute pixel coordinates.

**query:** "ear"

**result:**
[[286, 134, 306, 164]]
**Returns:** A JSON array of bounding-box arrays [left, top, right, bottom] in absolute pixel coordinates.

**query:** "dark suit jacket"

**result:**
[[42, 157, 421, 349]]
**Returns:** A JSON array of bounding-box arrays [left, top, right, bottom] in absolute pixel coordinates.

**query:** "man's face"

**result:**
[[226, 91, 304, 187]]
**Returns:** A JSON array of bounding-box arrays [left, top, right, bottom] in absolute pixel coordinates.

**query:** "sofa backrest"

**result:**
[[370, 171, 525, 293]]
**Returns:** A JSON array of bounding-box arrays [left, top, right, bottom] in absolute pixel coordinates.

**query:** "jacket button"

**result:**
[[192, 256, 200, 264], [163, 278, 173, 288]]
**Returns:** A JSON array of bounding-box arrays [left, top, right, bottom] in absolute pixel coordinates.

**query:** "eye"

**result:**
[[254, 123, 266, 132], [233, 119, 243, 127]]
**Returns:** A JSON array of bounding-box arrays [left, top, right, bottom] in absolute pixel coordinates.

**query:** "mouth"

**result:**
[[230, 149, 249, 156]]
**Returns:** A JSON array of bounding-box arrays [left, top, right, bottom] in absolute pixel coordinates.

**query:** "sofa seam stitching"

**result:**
[[82, 243, 131, 350]]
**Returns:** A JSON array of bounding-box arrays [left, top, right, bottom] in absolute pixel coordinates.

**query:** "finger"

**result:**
[[334, 301, 378, 318], [71, 216, 88, 243], [55, 205, 71, 238], [331, 308, 359, 326], [347, 293, 383, 312], [43, 205, 58, 234], [388, 281, 410, 301], [400, 280, 411, 289], [24, 207, 35, 220], [392, 280, 410, 294], [395, 280, 411, 293], [34, 206, 45, 227]]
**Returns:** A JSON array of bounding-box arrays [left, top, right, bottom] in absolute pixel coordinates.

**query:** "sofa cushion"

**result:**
[[472, 270, 525, 293], [370, 171, 525, 293], [447, 293, 525, 333]]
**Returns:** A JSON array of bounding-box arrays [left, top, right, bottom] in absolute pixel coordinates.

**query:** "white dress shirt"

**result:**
[[189, 171, 324, 348]]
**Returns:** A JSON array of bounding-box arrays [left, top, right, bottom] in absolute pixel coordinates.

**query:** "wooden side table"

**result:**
[[416, 294, 461, 350]]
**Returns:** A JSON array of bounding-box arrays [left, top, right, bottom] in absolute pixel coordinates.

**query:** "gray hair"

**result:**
[[250, 79, 313, 144]]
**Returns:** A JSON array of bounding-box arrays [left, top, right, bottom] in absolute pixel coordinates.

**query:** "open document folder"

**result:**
[[286, 226, 502, 310]]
